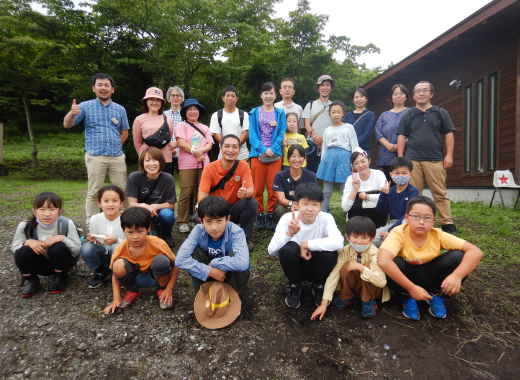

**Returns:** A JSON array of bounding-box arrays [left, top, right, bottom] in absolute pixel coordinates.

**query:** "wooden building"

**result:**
[[363, 0, 520, 188]]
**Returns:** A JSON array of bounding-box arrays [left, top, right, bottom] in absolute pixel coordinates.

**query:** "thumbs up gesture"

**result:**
[[70, 98, 80, 116]]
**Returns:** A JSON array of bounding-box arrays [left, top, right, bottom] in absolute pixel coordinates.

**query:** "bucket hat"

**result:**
[[316, 74, 334, 88], [180, 98, 206, 120], [142, 87, 164, 101], [194, 282, 241, 329]]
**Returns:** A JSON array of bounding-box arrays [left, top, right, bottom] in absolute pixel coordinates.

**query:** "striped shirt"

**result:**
[[74, 98, 129, 156]]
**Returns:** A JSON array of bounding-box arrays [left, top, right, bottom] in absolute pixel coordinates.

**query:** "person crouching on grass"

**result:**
[[104, 207, 179, 314], [311, 216, 389, 320], [267, 183, 344, 309], [378, 196, 483, 320]]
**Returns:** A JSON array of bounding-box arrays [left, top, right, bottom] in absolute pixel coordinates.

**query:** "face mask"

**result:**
[[391, 175, 410, 186], [350, 242, 369, 253]]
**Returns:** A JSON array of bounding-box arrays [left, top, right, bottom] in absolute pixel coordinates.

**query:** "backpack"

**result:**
[[27, 216, 82, 240], [217, 108, 245, 130]]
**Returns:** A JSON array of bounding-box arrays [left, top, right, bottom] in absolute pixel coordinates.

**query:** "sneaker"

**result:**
[[120, 290, 140, 309], [402, 297, 420, 320], [331, 294, 355, 309], [178, 223, 190, 233], [284, 284, 303, 309], [265, 213, 275, 231], [156, 288, 173, 310], [311, 284, 324, 307], [48, 273, 66, 294], [441, 224, 457, 234], [428, 295, 447, 319], [87, 271, 111, 289], [21, 275, 40, 298], [361, 300, 378, 318]]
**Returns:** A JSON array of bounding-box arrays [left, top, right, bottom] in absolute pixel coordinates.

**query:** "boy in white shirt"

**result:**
[[268, 183, 344, 309], [209, 85, 249, 160]]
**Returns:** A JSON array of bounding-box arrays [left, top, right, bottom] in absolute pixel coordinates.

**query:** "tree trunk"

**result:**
[[22, 96, 38, 166]]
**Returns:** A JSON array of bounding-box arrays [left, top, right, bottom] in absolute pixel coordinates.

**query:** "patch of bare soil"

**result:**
[[0, 207, 519, 379]]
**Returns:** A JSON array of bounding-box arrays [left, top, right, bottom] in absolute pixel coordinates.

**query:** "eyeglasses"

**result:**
[[408, 214, 434, 223]]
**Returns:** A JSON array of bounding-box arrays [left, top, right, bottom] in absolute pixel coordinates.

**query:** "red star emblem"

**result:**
[[499, 175, 509, 184]]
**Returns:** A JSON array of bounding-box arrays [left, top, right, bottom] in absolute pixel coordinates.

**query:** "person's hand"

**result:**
[[44, 235, 65, 247], [104, 235, 118, 246], [352, 173, 361, 192], [237, 183, 248, 199], [358, 192, 367, 201], [381, 180, 390, 194], [86, 234, 97, 243], [300, 242, 312, 261], [287, 211, 300, 237], [103, 299, 121, 314], [408, 285, 432, 301], [25, 239, 46, 255], [345, 261, 364, 272], [209, 267, 226, 282], [441, 273, 462, 296], [141, 203, 157, 217], [159, 287, 173, 306], [70, 98, 80, 116], [265, 148, 274, 157], [443, 155, 453, 169], [312, 135, 323, 145], [311, 303, 328, 320]]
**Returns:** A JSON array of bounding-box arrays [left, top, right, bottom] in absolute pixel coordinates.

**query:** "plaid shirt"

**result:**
[[74, 98, 129, 156]]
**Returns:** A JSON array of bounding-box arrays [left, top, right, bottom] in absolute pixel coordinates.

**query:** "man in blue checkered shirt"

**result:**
[[63, 73, 129, 224]]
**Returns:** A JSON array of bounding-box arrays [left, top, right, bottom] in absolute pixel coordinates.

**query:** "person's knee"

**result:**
[[441, 250, 464, 268], [46, 242, 71, 259], [14, 246, 36, 267], [112, 259, 128, 278], [158, 208, 175, 224], [80, 242, 99, 260], [151, 254, 172, 277], [279, 242, 300, 261]]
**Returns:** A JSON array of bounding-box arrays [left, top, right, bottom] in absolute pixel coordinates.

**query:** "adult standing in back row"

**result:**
[[303, 75, 334, 172], [344, 88, 376, 154], [397, 81, 457, 234], [63, 73, 129, 224], [209, 85, 249, 161]]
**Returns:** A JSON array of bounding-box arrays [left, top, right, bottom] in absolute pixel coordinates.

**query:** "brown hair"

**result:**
[[390, 83, 409, 101], [138, 147, 165, 172]]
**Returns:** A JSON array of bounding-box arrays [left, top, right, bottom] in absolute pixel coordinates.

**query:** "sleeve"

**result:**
[[175, 122, 187, 140], [175, 226, 211, 281], [302, 102, 311, 119], [272, 109, 287, 155], [439, 108, 456, 134], [396, 110, 410, 136], [439, 231, 466, 251], [120, 107, 130, 131], [209, 227, 250, 272], [379, 227, 404, 257], [267, 214, 292, 256], [348, 124, 359, 152], [209, 112, 221, 135], [375, 192, 389, 216], [11, 222, 28, 253], [321, 128, 328, 158], [322, 248, 349, 302], [242, 164, 253, 189], [159, 174, 176, 204], [307, 214, 344, 252], [155, 237, 176, 261], [132, 116, 145, 154], [375, 112, 385, 140], [242, 111, 250, 131], [72, 103, 86, 126], [272, 172, 283, 192], [341, 176, 355, 212], [125, 172, 140, 199], [167, 117, 175, 141], [360, 247, 387, 288], [62, 219, 81, 257], [198, 165, 213, 194], [248, 108, 264, 155], [299, 134, 308, 148]]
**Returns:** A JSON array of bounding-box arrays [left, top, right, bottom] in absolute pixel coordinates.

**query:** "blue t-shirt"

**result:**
[[207, 235, 225, 258]]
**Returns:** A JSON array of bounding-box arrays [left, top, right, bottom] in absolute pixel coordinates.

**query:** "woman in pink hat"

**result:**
[[132, 87, 177, 174]]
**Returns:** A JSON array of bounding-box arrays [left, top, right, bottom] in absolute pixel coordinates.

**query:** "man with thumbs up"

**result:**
[[63, 73, 129, 224]]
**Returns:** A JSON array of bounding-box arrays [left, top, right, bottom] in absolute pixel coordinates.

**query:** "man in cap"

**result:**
[[302, 74, 334, 172], [63, 73, 129, 223]]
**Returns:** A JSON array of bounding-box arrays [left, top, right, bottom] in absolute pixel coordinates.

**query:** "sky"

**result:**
[[274, 0, 493, 68]]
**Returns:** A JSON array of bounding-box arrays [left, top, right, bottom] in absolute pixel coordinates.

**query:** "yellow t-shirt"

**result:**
[[283, 132, 308, 166], [380, 224, 466, 265]]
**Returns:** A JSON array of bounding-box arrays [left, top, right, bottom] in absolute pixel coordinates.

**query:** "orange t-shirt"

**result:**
[[110, 235, 176, 271], [199, 160, 253, 204]]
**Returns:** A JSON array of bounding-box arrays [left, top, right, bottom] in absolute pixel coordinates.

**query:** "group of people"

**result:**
[[10, 72, 483, 329]]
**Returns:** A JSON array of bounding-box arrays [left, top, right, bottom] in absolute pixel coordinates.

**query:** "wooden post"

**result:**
[[0, 122, 8, 176]]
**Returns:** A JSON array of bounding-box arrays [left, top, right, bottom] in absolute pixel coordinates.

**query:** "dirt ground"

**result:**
[[1, 205, 519, 379]]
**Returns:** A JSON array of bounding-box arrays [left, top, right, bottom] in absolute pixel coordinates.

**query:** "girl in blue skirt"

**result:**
[[317, 101, 359, 211]]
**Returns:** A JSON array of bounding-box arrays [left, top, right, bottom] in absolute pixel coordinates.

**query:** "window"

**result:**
[[464, 86, 472, 173], [488, 73, 497, 170]]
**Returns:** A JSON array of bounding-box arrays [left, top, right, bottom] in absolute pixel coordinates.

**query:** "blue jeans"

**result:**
[[80, 241, 112, 272], [118, 255, 173, 291], [153, 208, 175, 237]]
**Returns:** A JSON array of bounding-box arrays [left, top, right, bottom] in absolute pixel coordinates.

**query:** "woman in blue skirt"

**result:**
[[317, 101, 359, 211]]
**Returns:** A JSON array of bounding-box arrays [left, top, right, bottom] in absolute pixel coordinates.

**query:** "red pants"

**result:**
[[251, 157, 281, 213]]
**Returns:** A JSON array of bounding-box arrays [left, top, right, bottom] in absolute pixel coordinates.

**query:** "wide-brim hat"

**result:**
[[142, 87, 164, 101], [316, 74, 334, 88], [180, 98, 206, 119], [194, 282, 241, 329]]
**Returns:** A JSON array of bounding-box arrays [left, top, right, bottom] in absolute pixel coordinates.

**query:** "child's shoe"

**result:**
[[120, 290, 140, 308], [428, 295, 447, 319], [156, 288, 173, 310], [178, 223, 190, 233], [48, 272, 67, 294], [265, 213, 275, 231], [21, 275, 40, 298], [284, 283, 302, 309], [361, 300, 378, 318], [402, 297, 420, 320], [88, 269, 111, 289], [331, 294, 355, 309], [311, 284, 324, 307]]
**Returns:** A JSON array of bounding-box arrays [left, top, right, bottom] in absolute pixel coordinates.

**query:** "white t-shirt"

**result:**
[[209, 108, 250, 160], [341, 169, 387, 211], [302, 99, 333, 137], [88, 212, 125, 247]]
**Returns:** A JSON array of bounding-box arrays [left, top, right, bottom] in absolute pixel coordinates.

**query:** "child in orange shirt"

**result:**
[[104, 207, 179, 313]]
